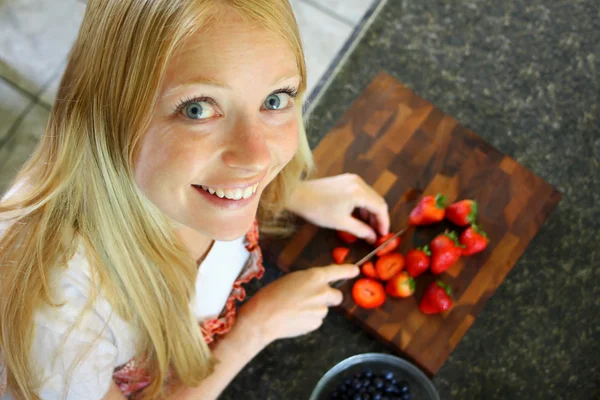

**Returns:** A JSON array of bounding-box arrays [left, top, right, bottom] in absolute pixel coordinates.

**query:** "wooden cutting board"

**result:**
[[260, 72, 561, 376]]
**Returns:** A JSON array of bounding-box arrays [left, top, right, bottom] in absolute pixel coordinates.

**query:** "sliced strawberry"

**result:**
[[337, 230, 358, 244], [385, 272, 415, 298], [375, 233, 401, 256], [332, 247, 350, 264], [361, 261, 378, 279], [460, 224, 489, 255], [375, 253, 405, 281], [352, 278, 386, 309], [405, 246, 431, 278], [446, 199, 478, 227], [409, 194, 447, 226]]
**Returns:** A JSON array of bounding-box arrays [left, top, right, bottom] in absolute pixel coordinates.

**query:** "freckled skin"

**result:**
[[133, 9, 301, 255]]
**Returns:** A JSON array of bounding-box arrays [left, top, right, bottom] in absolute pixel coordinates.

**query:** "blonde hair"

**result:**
[[0, 0, 313, 398]]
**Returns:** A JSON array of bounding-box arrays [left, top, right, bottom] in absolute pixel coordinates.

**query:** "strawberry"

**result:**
[[405, 246, 431, 277], [361, 261, 378, 279], [430, 231, 463, 275], [375, 253, 405, 281], [337, 230, 358, 244], [446, 199, 478, 227], [332, 247, 350, 264], [419, 280, 453, 314], [386, 272, 415, 298], [409, 194, 447, 226], [374, 233, 401, 256], [352, 278, 386, 309], [460, 224, 489, 255]]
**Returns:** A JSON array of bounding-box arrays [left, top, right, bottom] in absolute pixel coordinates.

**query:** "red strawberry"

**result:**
[[419, 280, 453, 314], [405, 246, 431, 277], [409, 194, 447, 225], [385, 272, 415, 298], [374, 233, 401, 256], [332, 247, 350, 264], [446, 200, 478, 227], [361, 261, 378, 279], [337, 230, 358, 244], [352, 278, 386, 309], [460, 224, 489, 255], [430, 231, 463, 275], [375, 253, 405, 281]]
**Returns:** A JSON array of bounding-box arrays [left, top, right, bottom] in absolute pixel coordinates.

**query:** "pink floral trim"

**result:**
[[114, 220, 264, 397]]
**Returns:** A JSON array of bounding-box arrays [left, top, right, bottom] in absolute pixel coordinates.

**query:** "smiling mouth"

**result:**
[[193, 183, 259, 201]]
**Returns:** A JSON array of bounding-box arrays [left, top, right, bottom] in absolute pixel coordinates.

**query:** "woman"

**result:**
[[0, 0, 390, 398]]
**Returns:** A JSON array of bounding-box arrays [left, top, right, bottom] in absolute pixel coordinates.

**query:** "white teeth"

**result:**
[[199, 182, 259, 201], [242, 186, 253, 199]]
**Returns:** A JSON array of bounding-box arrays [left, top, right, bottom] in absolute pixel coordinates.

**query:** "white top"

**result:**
[[0, 183, 250, 399]]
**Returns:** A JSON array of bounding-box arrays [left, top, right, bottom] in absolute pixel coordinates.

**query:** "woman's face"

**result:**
[[134, 10, 301, 241]]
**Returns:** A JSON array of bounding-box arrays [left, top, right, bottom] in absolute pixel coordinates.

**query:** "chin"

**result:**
[[190, 212, 257, 242]]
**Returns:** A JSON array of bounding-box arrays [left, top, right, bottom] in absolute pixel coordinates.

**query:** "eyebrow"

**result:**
[[164, 73, 302, 96]]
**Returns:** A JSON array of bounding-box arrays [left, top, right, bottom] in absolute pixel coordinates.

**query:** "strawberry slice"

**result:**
[[337, 230, 358, 244], [375, 233, 401, 256], [376, 253, 405, 281], [460, 224, 489, 255], [332, 247, 350, 264], [361, 261, 378, 279], [352, 278, 386, 309], [385, 272, 415, 298]]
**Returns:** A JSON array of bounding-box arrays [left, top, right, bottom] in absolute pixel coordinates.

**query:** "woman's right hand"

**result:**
[[238, 264, 360, 346]]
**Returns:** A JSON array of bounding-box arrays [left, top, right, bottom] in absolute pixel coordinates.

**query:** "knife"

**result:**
[[332, 226, 408, 288]]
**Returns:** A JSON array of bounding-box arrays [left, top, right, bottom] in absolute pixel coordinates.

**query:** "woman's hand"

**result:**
[[238, 264, 359, 346], [286, 174, 390, 243]]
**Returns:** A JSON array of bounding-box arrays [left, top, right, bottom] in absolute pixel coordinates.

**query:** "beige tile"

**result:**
[[0, 103, 49, 195], [289, 0, 353, 95], [0, 79, 32, 142], [310, 0, 376, 25], [0, 0, 86, 96]]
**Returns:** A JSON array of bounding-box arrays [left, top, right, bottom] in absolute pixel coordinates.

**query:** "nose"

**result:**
[[221, 118, 271, 173]]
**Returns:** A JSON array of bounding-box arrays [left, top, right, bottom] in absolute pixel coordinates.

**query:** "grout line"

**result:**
[[301, 0, 356, 28], [0, 76, 37, 103], [303, 0, 388, 122]]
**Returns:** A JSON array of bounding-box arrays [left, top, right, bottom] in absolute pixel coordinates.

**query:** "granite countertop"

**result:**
[[220, 1, 600, 399]]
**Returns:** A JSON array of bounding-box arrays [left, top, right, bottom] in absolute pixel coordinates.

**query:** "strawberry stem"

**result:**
[[435, 193, 447, 209], [420, 245, 431, 256], [436, 280, 453, 296], [472, 223, 488, 238], [468, 201, 478, 223]]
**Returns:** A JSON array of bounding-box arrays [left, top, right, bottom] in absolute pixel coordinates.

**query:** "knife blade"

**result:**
[[332, 226, 408, 288]]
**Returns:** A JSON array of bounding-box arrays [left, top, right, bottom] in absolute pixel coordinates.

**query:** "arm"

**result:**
[[168, 311, 265, 400]]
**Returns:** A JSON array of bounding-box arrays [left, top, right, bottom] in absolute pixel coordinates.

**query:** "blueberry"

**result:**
[[345, 378, 352, 386], [384, 371, 394, 381], [353, 394, 362, 400], [401, 393, 411, 400], [384, 383, 398, 394], [367, 386, 376, 393], [398, 383, 409, 393], [361, 393, 371, 400], [381, 396, 390, 400], [361, 378, 371, 387], [354, 371, 364, 379], [363, 368, 374, 378], [329, 391, 339, 399], [353, 379, 362, 390], [389, 378, 397, 385], [372, 391, 382, 400], [338, 384, 348, 393], [373, 377, 385, 389]]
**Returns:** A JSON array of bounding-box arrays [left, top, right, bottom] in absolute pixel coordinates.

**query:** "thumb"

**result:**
[[343, 217, 378, 244]]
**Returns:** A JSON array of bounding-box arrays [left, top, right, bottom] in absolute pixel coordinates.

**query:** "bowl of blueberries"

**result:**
[[309, 353, 440, 400]]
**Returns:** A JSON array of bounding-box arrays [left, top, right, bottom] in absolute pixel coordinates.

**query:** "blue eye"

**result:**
[[182, 101, 217, 120], [264, 93, 289, 110]]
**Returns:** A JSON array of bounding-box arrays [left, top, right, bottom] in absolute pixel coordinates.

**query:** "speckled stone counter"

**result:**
[[219, 1, 600, 399]]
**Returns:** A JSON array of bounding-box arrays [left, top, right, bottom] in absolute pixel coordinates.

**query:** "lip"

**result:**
[[194, 171, 268, 190]]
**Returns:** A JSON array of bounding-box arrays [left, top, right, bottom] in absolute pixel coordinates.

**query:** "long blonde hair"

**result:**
[[0, 0, 313, 398]]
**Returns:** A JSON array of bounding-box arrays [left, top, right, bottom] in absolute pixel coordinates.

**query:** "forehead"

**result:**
[[163, 10, 300, 90]]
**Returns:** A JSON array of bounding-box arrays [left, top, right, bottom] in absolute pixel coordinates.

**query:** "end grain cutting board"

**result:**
[[260, 72, 561, 376]]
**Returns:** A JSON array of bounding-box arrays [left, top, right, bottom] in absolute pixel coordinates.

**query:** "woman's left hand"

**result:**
[[286, 174, 390, 244]]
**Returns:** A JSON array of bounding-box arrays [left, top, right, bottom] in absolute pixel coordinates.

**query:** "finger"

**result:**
[[310, 287, 344, 307], [320, 264, 360, 283], [355, 186, 390, 236], [343, 217, 378, 244]]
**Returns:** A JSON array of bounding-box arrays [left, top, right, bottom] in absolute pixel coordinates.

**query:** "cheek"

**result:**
[[273, 116, 300, 164]]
